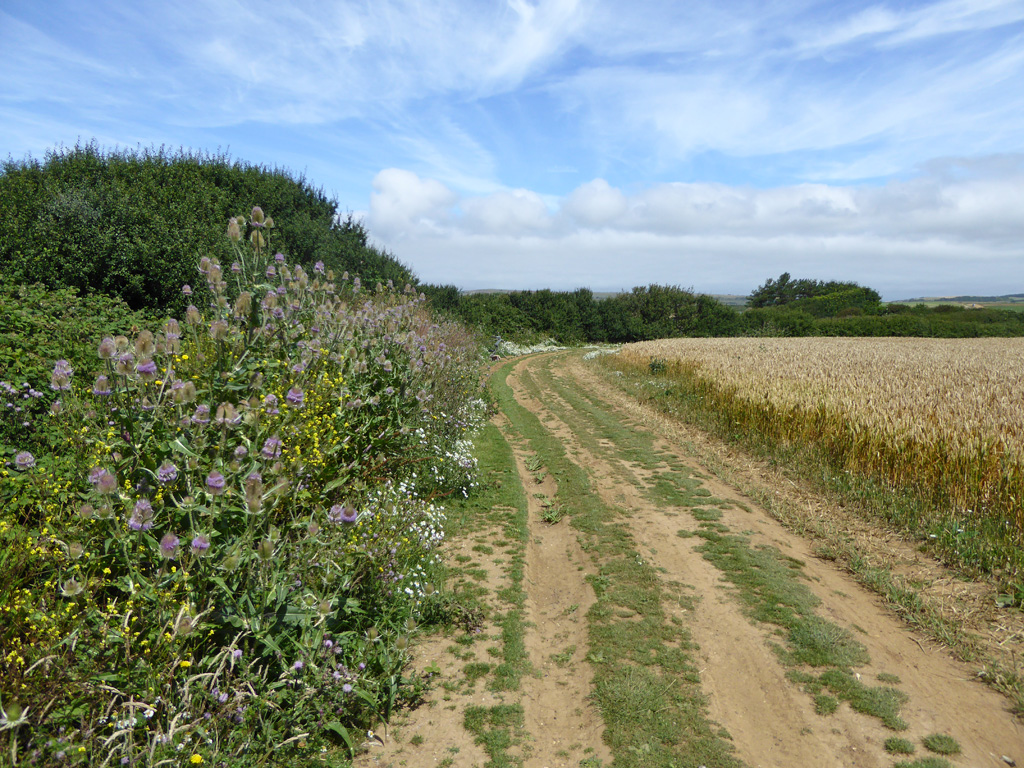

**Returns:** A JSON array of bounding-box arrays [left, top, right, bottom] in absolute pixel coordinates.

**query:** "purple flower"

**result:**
[[156, 461, 178, 485], [206, 471, 226, 496], [314, 261, 325, 274], [232, 648, 243, 660], [261, 436, 282, 459], [98, 337, 116, 360], [136, 358, 158, 380], [286, 388, 304, 407], [191, 535, 211, 556], [92, 375, 112, 396], [218, 692, 229, 704], [293, 660, 304, 671], [342, 683, 353, 694], [128, 499, 154, 531], [231, 261, 241, 274], [266, 265, 276, 278], [263, 394, 279, 415], [272, 307, 285, 320], [182, 284, 193, 296], [233, 445, 248, 461], [50, 359, 73, 390], [192, 404, 211, 425], [328, 504, 358, 524], [14, 451, 35, 470], [274, 252, 285, 264], [159, 532, 180, 559], [90, 467, 118, 495]]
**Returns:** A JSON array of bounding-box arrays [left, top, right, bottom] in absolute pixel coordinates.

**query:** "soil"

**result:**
[[355, 351, 1023, 768]]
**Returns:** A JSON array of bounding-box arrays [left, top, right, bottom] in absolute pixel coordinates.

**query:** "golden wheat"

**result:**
[[615, 337, 1024, 545]]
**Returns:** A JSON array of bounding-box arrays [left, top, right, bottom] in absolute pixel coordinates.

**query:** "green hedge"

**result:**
[[0, 142, 415, 315]]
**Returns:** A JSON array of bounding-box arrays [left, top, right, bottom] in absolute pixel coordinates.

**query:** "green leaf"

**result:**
[[323, 721, 355, 752]]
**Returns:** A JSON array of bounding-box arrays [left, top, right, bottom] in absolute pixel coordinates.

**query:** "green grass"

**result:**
[[884, 737, 916, 755], [921, 733, 961, 755], [463, 704, 526, 768], [893, 758, 953, 768]]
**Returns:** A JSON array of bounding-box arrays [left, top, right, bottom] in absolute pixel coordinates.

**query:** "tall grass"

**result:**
[[608, 338, 1024, 593]]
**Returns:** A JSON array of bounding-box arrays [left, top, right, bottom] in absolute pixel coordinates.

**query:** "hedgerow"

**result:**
[[0, 208, 485, 766]]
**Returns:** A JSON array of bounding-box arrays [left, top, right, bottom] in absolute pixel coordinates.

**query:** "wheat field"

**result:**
[[615, 337, 1024, 550]]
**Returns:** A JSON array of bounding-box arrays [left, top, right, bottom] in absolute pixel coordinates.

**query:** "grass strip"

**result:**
[[491, 357, 744, 768]]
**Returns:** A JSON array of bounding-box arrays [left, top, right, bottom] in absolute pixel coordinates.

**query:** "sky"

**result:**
[[2, 0, 1023, 300]]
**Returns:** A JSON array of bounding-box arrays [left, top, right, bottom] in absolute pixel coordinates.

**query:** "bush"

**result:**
[[0, 143, 416, 316], [0, 209, 485, 766]]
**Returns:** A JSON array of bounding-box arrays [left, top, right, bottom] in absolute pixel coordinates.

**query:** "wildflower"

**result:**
[[115, 353, 135, 376], [92, 375, 113, 396], [261, 436, 282, 459], [251, 206, 265, 225], [50, 399, 63, 414], [231, 261, 241, 274], [227, 218, 241, 242], [164, 318, 181, 341], [215, 402, 240, 425], [98, 337, 116, 360], [257, 538, 274, 561], [128, 499, 155, 531], [157, 461, 179, 484], [189, 753, 204, 765], [263, 393, 280, 414], [209, 320, 229, 341], [218, 692, 229, 704], [286, 387, 304, 407], [90, 467, 118, 495], [185, 305, 202, 325], [206, 471, 226, 496], [314, 260, 325, 274], [244, 472, 263, 513], [14, 451, 35, 471], [232, 648, 243, 660], [175, 380, 198, 404], [266, 265, 276, 278], [342, 683, 353, 694], [135, 331, 156, 357], [159, 532, 180, 559], [233, 291, 252, 318], [329, 503, 358, 524], [50, 359, 73, 390], [68, 542, 84, 559], [182, 284, 193, 296], [136, 359, 158, 380], [192, 404, 211, 425], [191, 535, 211, 556], [233, 445, 248, 460], [292, 660, 303, 671]]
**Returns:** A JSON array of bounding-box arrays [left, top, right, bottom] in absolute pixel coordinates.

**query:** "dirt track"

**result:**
[[357, 351, 1022, 768]]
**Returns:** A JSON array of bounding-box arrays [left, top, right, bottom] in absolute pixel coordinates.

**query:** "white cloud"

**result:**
[[561, 179, 628, 226], [462, 189, 552, 234], [369, 161, 1024, 298], [369, 169, 457, 237]]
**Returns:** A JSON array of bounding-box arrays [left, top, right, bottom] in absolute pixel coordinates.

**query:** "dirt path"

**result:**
[[357, 351, 1022, 768]]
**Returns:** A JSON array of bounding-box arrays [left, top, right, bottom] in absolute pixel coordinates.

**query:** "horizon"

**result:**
[[3, 0, 1023, 301]]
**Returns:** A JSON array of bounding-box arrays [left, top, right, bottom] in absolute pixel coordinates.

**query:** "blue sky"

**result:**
[[3, 0, 1023, 299]]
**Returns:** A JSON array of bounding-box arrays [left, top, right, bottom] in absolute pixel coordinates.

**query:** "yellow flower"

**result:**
[[179, 660, 192, 668], [189, 755, 204, 765]]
